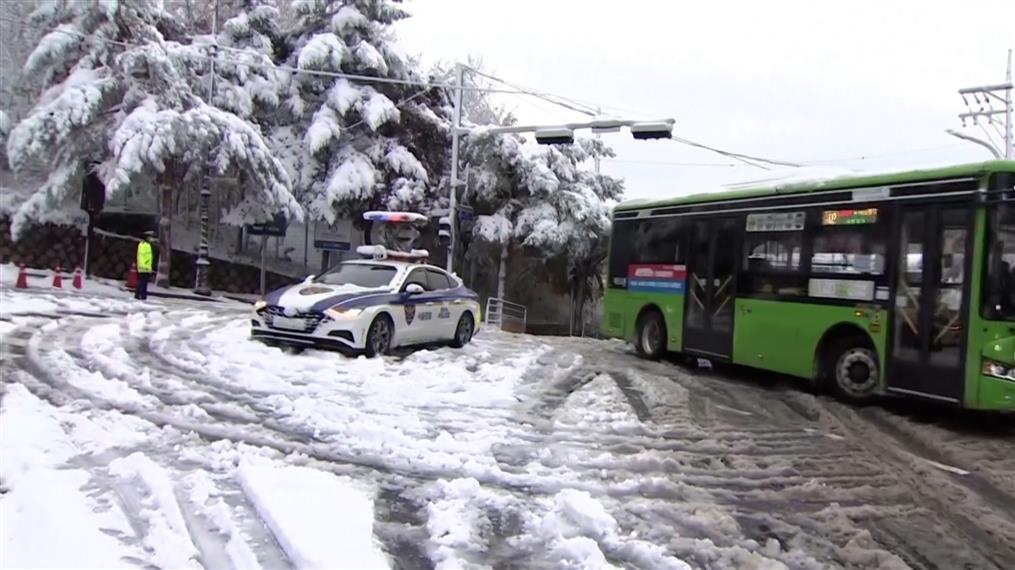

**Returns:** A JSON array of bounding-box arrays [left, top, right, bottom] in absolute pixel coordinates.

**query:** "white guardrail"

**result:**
[[484, 297, 527, 332]]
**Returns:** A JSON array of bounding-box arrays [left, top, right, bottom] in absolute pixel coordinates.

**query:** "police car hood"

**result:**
[[267, 282, 392, 313]]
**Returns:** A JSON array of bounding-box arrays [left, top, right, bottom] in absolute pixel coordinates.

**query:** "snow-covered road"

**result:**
[[2, 288, 1014, 569]]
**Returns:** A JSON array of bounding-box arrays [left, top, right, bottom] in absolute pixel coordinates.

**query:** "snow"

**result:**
[[306, 105, 342, 153], [385, 143, 428, 181], [328, 78, 363, 115], [23, 23, 84, 76], [0, 468, 137, 569], [297, 33, 347, 71], [332, 5, 368, 33], [0, 385, 140, 569], [109, 453, 202, 568], [354, 41, 389, 73], [107, 101, 303, 226], [0, 383, 78, 487], [317, 151, 377, 217], [238, 460, 389, 569], [475, 213, 512, 244], [363, 90, 400, 131]]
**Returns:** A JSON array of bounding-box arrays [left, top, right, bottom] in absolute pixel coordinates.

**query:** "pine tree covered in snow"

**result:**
[[462, 131, 623, 320], [5, 0, 301, 286], [280, 0, 449, 225]]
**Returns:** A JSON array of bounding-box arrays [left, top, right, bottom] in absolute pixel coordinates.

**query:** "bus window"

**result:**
[[743, 235, 801, 271], [811, 228, 886, 275], [985, 207, 1015, 320], [608, 217, 685, 289]]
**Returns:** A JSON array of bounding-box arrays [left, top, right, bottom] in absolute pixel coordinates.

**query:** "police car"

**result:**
[[250, 245, 481, 357]]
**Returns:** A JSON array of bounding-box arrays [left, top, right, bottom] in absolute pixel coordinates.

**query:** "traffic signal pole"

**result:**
[[447, 64, 465, 274]]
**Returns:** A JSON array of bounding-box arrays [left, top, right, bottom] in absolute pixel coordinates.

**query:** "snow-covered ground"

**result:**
[[2, 288, 1014, 569]]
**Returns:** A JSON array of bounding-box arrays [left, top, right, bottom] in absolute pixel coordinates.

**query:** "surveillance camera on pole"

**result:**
[[535, 127, 575, 145], [630, 120, 675, 140]]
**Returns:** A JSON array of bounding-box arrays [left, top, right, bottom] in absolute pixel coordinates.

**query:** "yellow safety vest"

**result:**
[[137, 241, 153, 273]]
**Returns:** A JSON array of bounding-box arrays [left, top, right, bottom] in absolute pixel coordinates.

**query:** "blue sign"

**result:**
[[314, 240, 351, 251]]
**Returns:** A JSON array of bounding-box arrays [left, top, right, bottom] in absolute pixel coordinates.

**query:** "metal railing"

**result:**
[[484, 297, 527, 332]]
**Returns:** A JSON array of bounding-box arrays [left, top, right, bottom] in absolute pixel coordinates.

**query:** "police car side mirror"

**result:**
[[303, 275, 314, 283], [405, 283, 424, 295]]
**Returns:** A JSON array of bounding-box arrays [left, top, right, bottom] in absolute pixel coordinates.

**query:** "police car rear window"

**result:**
[[426, 269, 453, 290], [317, 264, 397, 288]]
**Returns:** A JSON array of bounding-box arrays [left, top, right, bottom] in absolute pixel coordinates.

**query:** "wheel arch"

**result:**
[[369, 308, 398, 346], [813, 322, 879, 385], [634, 303, 667, 334]]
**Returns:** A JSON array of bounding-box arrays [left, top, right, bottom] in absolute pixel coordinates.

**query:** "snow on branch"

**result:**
[[362, 90, 399, 131], [297, 33, 347, 71], [6, 68, 119, 171], [10, 162, 87, 238], [106, 100, 302, 224]]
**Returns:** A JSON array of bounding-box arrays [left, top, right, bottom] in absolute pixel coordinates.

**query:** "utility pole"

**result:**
[[954, 49, 1013, 159], [446, 63, 464, 274], [1007, 48, 1013, 159], [193, 0, 219, 296]]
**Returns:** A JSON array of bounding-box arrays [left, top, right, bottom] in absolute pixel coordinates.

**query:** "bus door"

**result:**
[[887, 205, 971, 403], [684, 218, 739, 359]]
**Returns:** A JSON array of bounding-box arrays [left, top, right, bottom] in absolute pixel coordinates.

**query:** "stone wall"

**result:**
[[0, 217, 298, 294]]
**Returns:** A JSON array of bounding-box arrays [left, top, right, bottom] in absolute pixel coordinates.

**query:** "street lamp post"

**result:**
[[194, 0, 219, 296], [194, 185, 212, 295]]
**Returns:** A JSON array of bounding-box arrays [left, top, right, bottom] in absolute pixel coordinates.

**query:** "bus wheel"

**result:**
[[635, 310, 666, 359], [831, 343, 879, 404]]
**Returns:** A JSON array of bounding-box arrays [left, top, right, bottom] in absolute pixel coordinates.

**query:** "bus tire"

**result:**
[[829, 339, 880, 404], [635, 310, 666, 360]]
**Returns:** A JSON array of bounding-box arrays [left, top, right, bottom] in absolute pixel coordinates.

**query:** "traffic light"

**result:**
[[534, 127, 575, 145], [438, 216, 452, 246], [630, 121, 674, 140]]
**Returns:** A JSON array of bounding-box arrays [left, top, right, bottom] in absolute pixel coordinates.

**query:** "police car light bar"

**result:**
[[356, 245, 388, 259], [355, 245, 429, 262], [363, 211, 428, 224]]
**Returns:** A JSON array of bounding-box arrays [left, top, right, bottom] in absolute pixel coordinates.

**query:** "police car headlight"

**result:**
[[325, 307, 362, 320], [254, 300, 267, 311]]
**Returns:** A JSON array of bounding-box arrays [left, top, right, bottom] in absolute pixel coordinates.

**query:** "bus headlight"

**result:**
[[981, 359, 1014, 381], [325, 307, 362, 320]]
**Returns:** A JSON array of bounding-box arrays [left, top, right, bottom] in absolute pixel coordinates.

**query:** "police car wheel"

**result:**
[[451, 313, 474, 348], [365, 315, 393, 357]]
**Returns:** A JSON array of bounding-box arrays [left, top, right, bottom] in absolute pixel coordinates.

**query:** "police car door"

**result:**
[[399, 268, 430, 345], [424, 268, 459, 341]]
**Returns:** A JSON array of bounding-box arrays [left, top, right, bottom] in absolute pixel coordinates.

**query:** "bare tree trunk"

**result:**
[[497, 240, 508, 299], [157, 167, 174, 288]]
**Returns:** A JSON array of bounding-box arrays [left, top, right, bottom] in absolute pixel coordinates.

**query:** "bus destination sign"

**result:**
[[822, 207, 878, 226]]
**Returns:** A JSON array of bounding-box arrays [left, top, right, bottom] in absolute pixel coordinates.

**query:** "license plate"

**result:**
[[273, 316, 305, 330]]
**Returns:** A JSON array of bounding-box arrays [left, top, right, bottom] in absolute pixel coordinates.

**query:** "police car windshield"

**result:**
[[317, 263, 397, 288]]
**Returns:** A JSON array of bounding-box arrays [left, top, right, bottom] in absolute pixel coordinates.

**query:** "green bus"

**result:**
[[602, 160, 1015, 410]]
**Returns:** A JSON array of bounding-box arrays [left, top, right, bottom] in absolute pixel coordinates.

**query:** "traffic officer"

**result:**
[[135, 231, 155, 300]]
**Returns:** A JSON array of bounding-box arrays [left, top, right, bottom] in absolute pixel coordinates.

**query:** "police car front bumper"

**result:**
[[250, 308, 365, 353]]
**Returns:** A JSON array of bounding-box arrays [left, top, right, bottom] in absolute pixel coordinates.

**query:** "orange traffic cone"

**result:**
[[72, 267, 83, 289], [52, 265, 63, 289], [15, 264, 28, 289], [127, 263, 138, 291]]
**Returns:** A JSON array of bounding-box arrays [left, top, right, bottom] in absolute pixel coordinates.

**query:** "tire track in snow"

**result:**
[[8, 305, 1014, 568]]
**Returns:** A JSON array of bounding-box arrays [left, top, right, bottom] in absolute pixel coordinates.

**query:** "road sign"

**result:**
[[247, 213, 287, 237], [314, 240, 351, 251]]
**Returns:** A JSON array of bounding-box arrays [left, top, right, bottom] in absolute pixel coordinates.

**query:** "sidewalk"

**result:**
[[1, 264, 257, 305]]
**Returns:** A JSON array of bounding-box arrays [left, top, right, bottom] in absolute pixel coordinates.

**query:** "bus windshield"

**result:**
[[984, 174, 1015, 320]]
